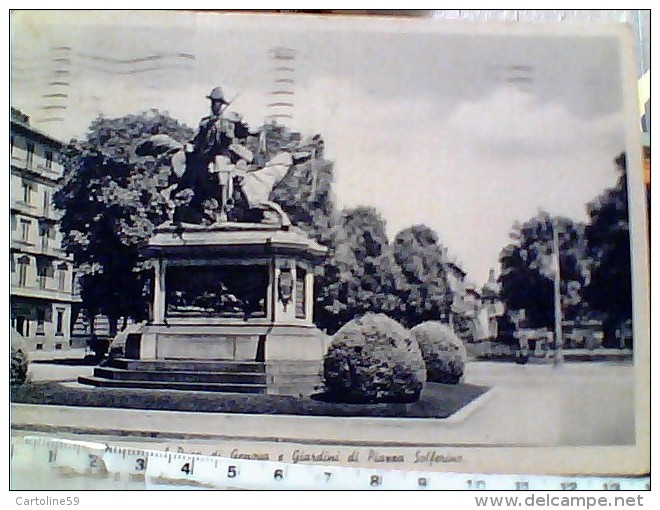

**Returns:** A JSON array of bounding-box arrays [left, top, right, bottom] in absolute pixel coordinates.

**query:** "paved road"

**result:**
[[18, 360, 637, 447], [27, 362, 95, 382], [11, 361, 640, 490], [463, 361, 636, 446]]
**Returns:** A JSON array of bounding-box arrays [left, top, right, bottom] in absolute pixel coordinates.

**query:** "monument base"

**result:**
[[79, 221, 330, 397], [113, 321, 328, 396]]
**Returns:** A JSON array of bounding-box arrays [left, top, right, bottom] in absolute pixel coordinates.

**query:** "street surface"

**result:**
[[11, 361, 639, 490]]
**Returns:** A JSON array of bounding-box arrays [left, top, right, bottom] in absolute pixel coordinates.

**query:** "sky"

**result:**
[[10, 11, 634, 285]]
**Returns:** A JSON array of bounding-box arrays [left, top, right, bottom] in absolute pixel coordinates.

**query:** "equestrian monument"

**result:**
[[79, 87, 328, 396]]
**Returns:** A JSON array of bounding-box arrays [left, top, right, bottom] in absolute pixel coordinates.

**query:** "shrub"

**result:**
[[323, 313, 426, 403], [411, 321, 467, 384], [10, 330, 29, 386]]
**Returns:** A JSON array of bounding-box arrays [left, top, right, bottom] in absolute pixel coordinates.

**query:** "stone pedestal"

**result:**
[[136, 222, 328, 396]]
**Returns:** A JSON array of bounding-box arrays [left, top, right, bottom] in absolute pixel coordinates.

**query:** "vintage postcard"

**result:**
[[9, 10, 650, 488]]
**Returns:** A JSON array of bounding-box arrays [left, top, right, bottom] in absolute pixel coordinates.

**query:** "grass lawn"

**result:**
[[10, 381, 488, 419]]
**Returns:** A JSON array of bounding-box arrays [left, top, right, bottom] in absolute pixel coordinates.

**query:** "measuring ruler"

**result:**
[[12, 436, 650, 490]]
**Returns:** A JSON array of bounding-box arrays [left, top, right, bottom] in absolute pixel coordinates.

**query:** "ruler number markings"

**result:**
[[181, 462, 193, 475]]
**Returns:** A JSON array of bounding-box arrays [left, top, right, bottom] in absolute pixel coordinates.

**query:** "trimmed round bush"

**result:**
[[323, 313, 426, 403], [10, 330, 29, 386], [411, 321, 467, 384]]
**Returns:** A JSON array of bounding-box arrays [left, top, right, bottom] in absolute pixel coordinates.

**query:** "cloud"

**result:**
[[445, 86, 623, 158]]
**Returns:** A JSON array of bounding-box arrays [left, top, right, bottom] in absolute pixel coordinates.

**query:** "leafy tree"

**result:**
[[392, 224, 452, 328], [498, 211, 589, 329], [583, 153, 633, 346], [315, 207, 405, 334], [54, 110, 194, 337]]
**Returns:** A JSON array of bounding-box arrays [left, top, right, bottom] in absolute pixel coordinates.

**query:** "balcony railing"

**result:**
[[11, 281, 77, 302], [11, 199, 62, 221], [10, 238, 70, 260], [11, 152, 62, 178]]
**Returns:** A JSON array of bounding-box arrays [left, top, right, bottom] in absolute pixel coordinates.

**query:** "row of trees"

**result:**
[[498, 153, 632, 345], [315, 212, 453, 333], [55, 110, 462, 337]]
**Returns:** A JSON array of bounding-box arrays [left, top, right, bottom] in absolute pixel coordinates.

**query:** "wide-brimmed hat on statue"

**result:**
[[206, 86, 229, 103]]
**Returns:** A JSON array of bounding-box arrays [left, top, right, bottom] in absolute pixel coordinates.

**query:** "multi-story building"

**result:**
[[10, 107, 78, 352], [464, 282, 482, 317]]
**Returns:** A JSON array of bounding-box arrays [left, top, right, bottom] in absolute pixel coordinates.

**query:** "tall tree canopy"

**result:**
[[392, 224, 452, 328], [54, 110, 194, 327], [583, 153, 633, 345], [315, 207, 405, 334], [498, 211, 589, 329]]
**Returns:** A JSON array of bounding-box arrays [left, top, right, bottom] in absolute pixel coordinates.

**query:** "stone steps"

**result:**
[[93, 366, 266, 384], [77, 358, 268, 394]]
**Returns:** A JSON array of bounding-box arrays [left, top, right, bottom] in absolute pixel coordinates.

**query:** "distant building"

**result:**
[[10, 107, 78, 351], [445, 259, 468, 319], [480, 268, 505, 339], [438, 247, 470, 333], [464, 282, 481, 317]]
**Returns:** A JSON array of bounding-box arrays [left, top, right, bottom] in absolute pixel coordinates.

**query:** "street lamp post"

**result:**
[[552, 220, 564, 366]]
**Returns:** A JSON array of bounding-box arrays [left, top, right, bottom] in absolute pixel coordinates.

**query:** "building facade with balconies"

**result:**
[[10, 107, 77, 352]]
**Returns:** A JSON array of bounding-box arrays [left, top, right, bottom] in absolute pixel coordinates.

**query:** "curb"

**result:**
[[10, 392, 501, 448], [443, 387, 496, 424]]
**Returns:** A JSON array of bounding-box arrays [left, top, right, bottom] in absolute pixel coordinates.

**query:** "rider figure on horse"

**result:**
[[137, 86, 316, 228], [176, 86, 251, 224]]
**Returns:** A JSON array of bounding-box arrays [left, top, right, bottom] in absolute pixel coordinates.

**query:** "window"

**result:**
[[295, 267, 306, 319], [17, 256, 29, 287], [40, 224, 50, 251], [21, 180, 32, 204], [18, 264, 28, 287], [56, 309, 65, 336], [45, 150, 53, 170], [43, 190, 50, 215], [37, 265, 48, 290], [36, 309, 45, 336], [20, 219, 31, 242], [26, 142, 34, 168], [15, 316, 28, 336], [58, 264, 67, 292]]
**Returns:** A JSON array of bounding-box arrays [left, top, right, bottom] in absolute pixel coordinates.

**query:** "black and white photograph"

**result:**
[[9, 10, 650, 489]]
